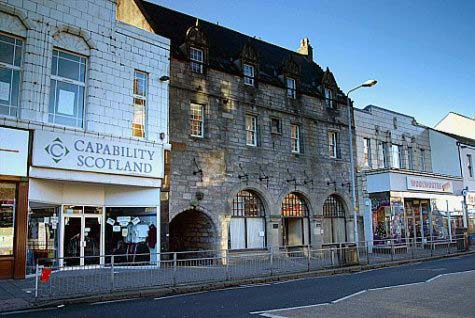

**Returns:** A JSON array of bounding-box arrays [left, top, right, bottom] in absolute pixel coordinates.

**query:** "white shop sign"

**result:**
[[406, 176, 453, 193], [0, 127, 29, 177], [467, 192, 475, 206], [33, 130, 163, 178]]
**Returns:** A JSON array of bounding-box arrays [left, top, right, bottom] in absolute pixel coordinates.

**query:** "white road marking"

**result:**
[[331, 290, 367, 303], [1, 307, 58, 316], [426, 274, 443, 283], [368, 281, 425, 291], [250, 302, 330, 315], [259, 313, 289, 318], [91, 298, 136, 305], [154, 291, 208, 300]]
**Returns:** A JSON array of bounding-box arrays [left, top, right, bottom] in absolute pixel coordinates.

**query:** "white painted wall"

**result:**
[[429, 130, 461, 177], [435, 113, 475, 140]]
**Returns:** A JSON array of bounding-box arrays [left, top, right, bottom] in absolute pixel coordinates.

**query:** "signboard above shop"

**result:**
[[0, 127, 29, 177], [32, 130, 163, 179], [406, 176, 453, 193]]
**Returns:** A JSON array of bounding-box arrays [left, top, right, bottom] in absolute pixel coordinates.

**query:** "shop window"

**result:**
[[391, 144, 402, 168], [189, 47, 204, 74], [132, 70, 147, 138], [286, 77, 296, 99], [0, 33, 22, 117], [328, 131, 339, 159], [291, 124, 300, 153], [229, 190, 266, 250], [105, 207, 158, 264], [0, 183, 16, 256], [49, 49, 87, 128], [190, 103, 204, 137], [281, 193, 309, 246], [243, 64, 255, 86], [363, 138, 371, 167], [323, 195, 347, 243], [245, 114, 257, 146]]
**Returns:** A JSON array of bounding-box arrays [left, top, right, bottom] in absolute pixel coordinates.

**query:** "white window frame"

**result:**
[[190, 47, 204, 74], [291, 124, 300, 153], [0, 33, 23, 118], [243, 64, 255, 86], [246, 114, 257, 146], [328, 131, 338, 158], [132, 70, 147, 138], [190, 103, 204, 137], [391, 144, 401, 168], [49, 49, 87, 128], [363, 138, 371, 167], [286, 77, 296, 99], [324, 88, 334, 108]]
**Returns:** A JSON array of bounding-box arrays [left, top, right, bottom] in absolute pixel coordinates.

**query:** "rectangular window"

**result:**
[[324, 88, 334, 108], [0, 183, 16, 256], [363, 138, 371, 167], [407, 147, 414, 170], [49, 49, 86, 128], [286, 78, 296, 99], [328, 131, 338, 158], [189, 47, 203, 74], [271, 118, 281, 134], [391, 144, 402, 168], [467, 154, 473, 178], [190, 103, 204, 137], [246, 114, 257, 146], [243, 64, 255, 86], [378, 142, 388, 168], [420, 149, 426, 171], [291, 124, 300, 153], [0, 33, 23, 117], [132, 70, 147, 138]]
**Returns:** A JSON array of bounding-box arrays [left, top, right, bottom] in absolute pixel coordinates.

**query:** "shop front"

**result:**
[[27, 130, 164, 273], [0, 127, 30, 279], [467, 192, 475, 237], [365, 172, 464, 245]]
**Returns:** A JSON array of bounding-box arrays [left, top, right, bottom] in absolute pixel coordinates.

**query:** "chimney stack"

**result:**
[[297, 37, 313, 61]]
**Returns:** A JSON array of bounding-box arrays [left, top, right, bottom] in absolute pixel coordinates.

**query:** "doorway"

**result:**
[[61, 206, 103, 267]]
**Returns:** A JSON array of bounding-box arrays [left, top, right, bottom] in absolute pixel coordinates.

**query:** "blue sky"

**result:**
[[149, 0, 475, 127]]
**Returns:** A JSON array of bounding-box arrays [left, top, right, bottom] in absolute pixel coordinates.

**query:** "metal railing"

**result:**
[[33, 235, 470, 300]]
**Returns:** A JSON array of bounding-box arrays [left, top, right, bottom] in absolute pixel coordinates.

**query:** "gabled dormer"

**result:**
[[322, 67, 339, 109], [238, 41, 259, 87], [281, 55, 300, 99], [183, 19, 208, 75]]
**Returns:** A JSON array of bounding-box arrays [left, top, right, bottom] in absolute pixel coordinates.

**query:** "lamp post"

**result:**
[[346, 79, 377, 244]]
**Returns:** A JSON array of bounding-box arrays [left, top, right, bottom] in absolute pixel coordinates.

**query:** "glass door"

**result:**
[[84, 217, 101, 265], [63, 216, 82, 266]]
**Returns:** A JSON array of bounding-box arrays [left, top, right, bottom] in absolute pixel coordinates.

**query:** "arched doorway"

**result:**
[[169, 209, 216, 252], [228, 190, 266, 250], [323, 194, 348, 244], [281, 193, 310, 246]]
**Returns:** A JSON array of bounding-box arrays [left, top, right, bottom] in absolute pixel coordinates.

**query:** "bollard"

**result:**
[[173, 252, 177, 286], [35, 263, 39, 298], [307, 245, 311, 272], [270, 249, 274, 276], [111, 255, 115, 291]]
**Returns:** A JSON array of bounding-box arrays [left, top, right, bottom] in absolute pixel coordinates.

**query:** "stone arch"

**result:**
[[226, 182, 273, 217], [322, 193, 350, 244], [280, 191, 312, 247], [276, 186, 314, 216], [169, 208, 217, 254], [0, 3, 34, 37], [52, 26, 95, 55], [316, 189, 352, 217]]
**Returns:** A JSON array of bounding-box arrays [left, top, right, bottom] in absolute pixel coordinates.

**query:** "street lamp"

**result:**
[[346, 80, 377, 244]]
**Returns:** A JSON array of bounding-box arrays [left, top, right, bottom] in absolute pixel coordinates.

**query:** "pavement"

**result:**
[[3, 253, 475, 318]]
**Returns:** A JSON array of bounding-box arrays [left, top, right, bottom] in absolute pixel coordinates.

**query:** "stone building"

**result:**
[[354, 105, 464, 247], [123, 0, 358, 253], [0, 0, 169, 278]]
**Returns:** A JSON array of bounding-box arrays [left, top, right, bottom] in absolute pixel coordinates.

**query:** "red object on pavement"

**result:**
[[40, 268, 52, 282]]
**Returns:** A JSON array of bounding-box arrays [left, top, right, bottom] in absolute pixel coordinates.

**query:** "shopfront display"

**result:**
[[0, 183, 16, 256]]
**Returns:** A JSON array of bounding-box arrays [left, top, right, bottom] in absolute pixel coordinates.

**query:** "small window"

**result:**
[[363, 138, 371, 167], [420, 149, 426, 171], [132, 70, 147, 138], [243, 64, 255, 86], [0, 33, 23, 117], [246, 114, 257, 146], [291, 124, 300, 153], [467, 154, 473, 178], [324, 88, 334, 108], [190, 103, 204, 137], [328, 131, 338, 158], [286, 78, 296, 99], [49, 49, 87, 128], [271, 118, 281, 134], [391, 144, 401, 168], [189, 47, 204, 74]]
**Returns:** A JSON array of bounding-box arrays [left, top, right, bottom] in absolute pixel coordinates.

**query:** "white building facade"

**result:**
[[0, 0, 170, 278], [355, 106, 464, 247]]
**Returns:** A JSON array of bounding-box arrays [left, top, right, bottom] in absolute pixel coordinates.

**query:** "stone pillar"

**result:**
[[310, 217, 323, 248], [267, 216, 281, 249]]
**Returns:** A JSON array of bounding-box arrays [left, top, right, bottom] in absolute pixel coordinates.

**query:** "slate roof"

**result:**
[[136, 0, 343, 98]]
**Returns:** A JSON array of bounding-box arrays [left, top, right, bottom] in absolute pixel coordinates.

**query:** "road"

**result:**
[[6, 254, 475, 318]]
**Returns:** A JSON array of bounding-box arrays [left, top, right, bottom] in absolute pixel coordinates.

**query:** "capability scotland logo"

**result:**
[[44, 137, 70, 163]]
